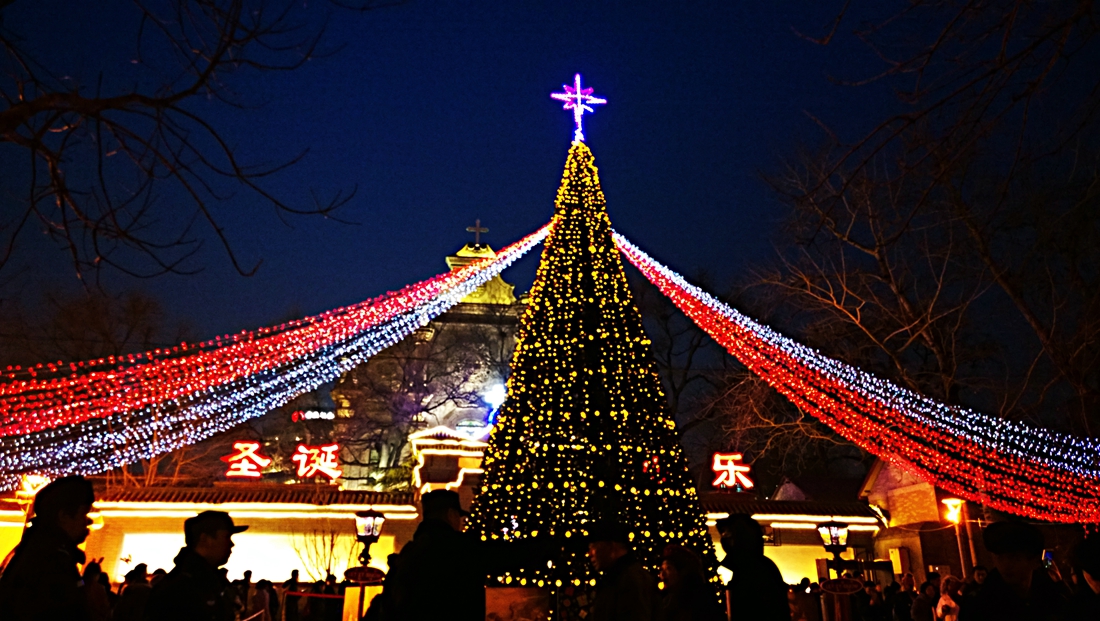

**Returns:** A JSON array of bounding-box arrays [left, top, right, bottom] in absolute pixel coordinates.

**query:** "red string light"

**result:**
[[0, 225, 549, 484], [615, 232, 1100, 524]]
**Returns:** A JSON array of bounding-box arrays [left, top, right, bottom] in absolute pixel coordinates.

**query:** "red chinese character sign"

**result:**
[[222, 441, 272, 479], [293, 443, 342, 481], [711, 452, 754, 490]]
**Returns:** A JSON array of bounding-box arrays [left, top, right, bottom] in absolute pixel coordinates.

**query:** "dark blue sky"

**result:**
[[5, 1, 895, 340]]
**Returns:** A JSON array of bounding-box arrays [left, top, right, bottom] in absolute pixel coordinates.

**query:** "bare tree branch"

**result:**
[[0, 0, 384, 283]]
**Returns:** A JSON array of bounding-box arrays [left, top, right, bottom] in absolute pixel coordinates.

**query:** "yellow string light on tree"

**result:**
[[468, 141, 718, 619]]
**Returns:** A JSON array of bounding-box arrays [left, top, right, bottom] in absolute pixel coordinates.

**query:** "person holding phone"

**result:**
[[958, 522, 1068, 621]]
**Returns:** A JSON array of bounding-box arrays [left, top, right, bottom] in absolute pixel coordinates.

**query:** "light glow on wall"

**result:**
[[114, 532, 396, 584]]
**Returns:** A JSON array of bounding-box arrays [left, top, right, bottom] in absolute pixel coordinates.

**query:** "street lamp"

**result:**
[[348, 509, 387, 619], [354, 509, 386, 567], [818, 520, 850, 579], [942, 498, 969, 576], [818, 520, 850, 559]]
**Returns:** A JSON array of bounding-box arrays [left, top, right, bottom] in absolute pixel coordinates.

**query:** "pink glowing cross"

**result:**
[[550, 74, 607, 142]]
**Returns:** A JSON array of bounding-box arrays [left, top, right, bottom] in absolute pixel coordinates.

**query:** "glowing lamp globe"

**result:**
[[818, 521, 850, 556], [355, 509, 386, 544], [942, 498, 964, 524]]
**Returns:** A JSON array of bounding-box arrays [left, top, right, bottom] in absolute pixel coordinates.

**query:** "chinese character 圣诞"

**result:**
[[221, 441, 272, 479], [292, 443, 343, 481]]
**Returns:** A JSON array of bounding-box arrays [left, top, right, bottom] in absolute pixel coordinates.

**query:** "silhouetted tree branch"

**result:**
[[772, 1, 1100, 436], [0, 0, 379, 282]]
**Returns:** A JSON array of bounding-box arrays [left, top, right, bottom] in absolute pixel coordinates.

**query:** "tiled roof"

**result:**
[[96, 485, 415, 507], [699, 493, 877, 518]]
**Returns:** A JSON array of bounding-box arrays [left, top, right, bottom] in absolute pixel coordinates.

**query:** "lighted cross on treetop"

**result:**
[[550, 73, 606, 142]]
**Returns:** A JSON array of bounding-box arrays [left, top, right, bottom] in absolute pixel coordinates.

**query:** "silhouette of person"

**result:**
[[385, 489, 546, 621], [114, 564, 153, 621], [283, 568, 302, 621], [656, 544, 724, 621], [587, 521, 656, 621], [1067, 537, 1100, 618], [958, 521, 1067, 621], [0, 475, 96, 621], [143, 511, 248, 621], [910, 581, 937, 621], [716, 514, 790, 621]]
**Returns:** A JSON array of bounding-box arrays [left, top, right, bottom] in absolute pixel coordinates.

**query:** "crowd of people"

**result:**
[[784, 521, 1100, 621], [1, 476, 1099, 621], [51, 561, 347, 621]]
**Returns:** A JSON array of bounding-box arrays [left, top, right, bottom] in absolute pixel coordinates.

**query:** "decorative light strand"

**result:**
[[614, 232, 1100, 524], [0, 225, 550, 486], [468, 142, 719, 619]]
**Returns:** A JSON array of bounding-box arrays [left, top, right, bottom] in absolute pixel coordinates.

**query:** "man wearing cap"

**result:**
[[386, 489, 544, 621], [586, 520, 656, 621], [144, 510, 248, 621], [0, 475, 96, 620]]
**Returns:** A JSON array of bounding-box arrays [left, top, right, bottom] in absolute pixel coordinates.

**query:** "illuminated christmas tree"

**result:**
[[468, 137, 717, 617]]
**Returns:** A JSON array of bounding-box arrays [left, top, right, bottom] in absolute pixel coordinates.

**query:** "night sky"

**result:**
[[4, 1, 895, 340]]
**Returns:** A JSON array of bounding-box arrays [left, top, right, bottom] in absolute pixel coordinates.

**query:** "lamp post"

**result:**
[[818, 521, 850, 577], [942, 498, 969, 577], [347, 509, 387, 618]]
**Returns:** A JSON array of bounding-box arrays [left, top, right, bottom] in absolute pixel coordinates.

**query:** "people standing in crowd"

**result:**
[[251, 579, 273, 621], [302, 581, 325, 621], [853, 580, 886, 621], [283, 569, 301, 621], [958, 521, 1067, 621], [382, 489, 547, 621], [143, 510, 248, 621], [655, 544, 724, 621], [793, 578, 822, 621], [926, 572, 941, 596], [0, 475, 96, 621], [1067, 537, 1100, 618], [935, 577, 961, 621], [881, 581, 900, 621], [716, 514, 791, 621], [98, 571, 119, 610], [114, 564, 153, 621], [961, 566, 987, 601], [83, 559, 113, 621], [909, 581, 937, 621], [363, 554, 402, 621], [892, 573, 917, 621], [322, 574, 341, 621], [586, 521, 656, 621], [265, 579, 280, 621], [788, 587, 807, 621], [234, 569, 254, 618], [150, 568, 167, 587]]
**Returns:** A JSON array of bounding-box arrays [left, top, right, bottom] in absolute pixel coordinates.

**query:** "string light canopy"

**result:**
[[0, 225, 550, 487], [0, 73, 1096, 530], [613, 232, 1100, 524]]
